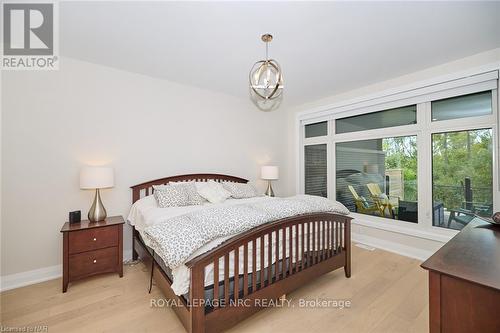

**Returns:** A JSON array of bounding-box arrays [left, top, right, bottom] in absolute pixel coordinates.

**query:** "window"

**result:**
[[336, 136, 418, 223], [432, 128, 493, 230], [300, 71, 498, 237], [431, 91, 492, 122], [305, 121, 328, 138], [304, 144, 327, 197], [336, 105, 416, 134]]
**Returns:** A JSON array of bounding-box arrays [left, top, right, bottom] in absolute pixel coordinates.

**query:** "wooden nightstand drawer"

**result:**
[[68, 225, 118, 254], [68, 247, 118, 280], [61, 216, 124, 292]]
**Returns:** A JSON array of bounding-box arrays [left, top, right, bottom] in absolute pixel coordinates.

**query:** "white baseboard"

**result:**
[[0, 264, 62, 292], [1, 249, 133, 292], [1, 238, 431, 292], [352, 232, 436, 261]]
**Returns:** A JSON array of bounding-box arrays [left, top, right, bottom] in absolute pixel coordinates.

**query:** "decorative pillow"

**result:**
[[168, 181, 207, 205], [222, 182, 260, 199], [153, 184, 189, 208], [195, 180, 231, 204]]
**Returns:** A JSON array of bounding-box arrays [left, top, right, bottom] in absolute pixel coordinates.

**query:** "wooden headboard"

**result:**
[[130, 173, 248, 203]]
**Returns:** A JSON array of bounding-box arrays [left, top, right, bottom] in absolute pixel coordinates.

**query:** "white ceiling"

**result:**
[[60, 1, 500, 108]]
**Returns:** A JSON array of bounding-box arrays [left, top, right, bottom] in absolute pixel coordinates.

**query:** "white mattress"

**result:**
[[127, 195, 330, 295]]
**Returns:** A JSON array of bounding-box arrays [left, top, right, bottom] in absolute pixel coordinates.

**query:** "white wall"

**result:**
[[1, 57, 289, 285], [286, 48, 500, 260]]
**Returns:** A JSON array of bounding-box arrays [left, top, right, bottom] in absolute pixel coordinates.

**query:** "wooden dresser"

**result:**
[[421, 218, 500, 333], [61, 216, 124, 292]]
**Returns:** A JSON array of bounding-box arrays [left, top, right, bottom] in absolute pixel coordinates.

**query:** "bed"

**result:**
[[130, 173, 352, 333]]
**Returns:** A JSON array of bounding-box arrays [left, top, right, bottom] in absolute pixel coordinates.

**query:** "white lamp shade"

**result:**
[[261, 166, 279, 180], [80, 167, 114, 189]]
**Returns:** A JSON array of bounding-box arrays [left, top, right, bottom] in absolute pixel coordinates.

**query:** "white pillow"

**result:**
[[222, 182, 260, 199], [153, 184, 189, 207], [195, 180, 231, 204], [168, 181, 207, 205]]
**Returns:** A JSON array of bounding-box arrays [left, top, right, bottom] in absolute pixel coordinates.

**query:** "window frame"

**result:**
[[297, 70, 499, 242]]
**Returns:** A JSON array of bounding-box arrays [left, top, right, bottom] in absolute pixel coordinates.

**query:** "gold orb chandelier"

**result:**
[[249, 34, 283, 109]]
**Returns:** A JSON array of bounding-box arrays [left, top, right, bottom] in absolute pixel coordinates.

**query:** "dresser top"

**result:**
[[421, 218, 500, 291], [60, 215, 124, 232]]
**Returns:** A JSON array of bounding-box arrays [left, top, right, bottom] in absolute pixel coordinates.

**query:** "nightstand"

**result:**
[[60, 215, 124, 292]]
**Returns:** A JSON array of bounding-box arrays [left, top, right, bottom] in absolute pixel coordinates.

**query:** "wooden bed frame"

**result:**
[[131, 173, 352, 333]]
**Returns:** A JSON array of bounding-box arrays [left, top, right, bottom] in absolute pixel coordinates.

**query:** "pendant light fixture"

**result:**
[[249, 34, 283, 110]]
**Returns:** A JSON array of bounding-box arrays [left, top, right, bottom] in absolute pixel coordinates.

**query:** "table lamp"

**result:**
[[80, 166, 114, 222], [261, 166, 279, 197]]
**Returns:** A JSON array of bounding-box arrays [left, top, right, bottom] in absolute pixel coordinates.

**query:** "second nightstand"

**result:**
[[60, 215, 124, 292]]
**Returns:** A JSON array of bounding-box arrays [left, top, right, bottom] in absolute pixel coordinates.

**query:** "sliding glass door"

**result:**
[[432, 129, 493, 230], [336, 136, 418, 223]]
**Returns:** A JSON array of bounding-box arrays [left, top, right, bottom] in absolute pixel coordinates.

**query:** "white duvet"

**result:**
[[128, 195, 348, 295]]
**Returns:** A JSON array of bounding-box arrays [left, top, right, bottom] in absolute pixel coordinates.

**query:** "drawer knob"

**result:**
[[93, 238, 97, 241], [93, 259, 97, 264]]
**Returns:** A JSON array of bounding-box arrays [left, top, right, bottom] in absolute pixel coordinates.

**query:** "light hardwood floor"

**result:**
[[1, 246, 429, 333]]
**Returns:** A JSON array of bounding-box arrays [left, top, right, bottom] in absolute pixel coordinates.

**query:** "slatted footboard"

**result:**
[[186, 212, 351, 333]]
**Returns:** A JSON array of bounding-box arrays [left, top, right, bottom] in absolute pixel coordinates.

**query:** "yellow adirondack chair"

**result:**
[[366, 183, 397, 218], [348, 185, 380, 215]]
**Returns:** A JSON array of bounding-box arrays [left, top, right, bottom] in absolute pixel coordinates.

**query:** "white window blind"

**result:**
[[304, 144, 327, 197]]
